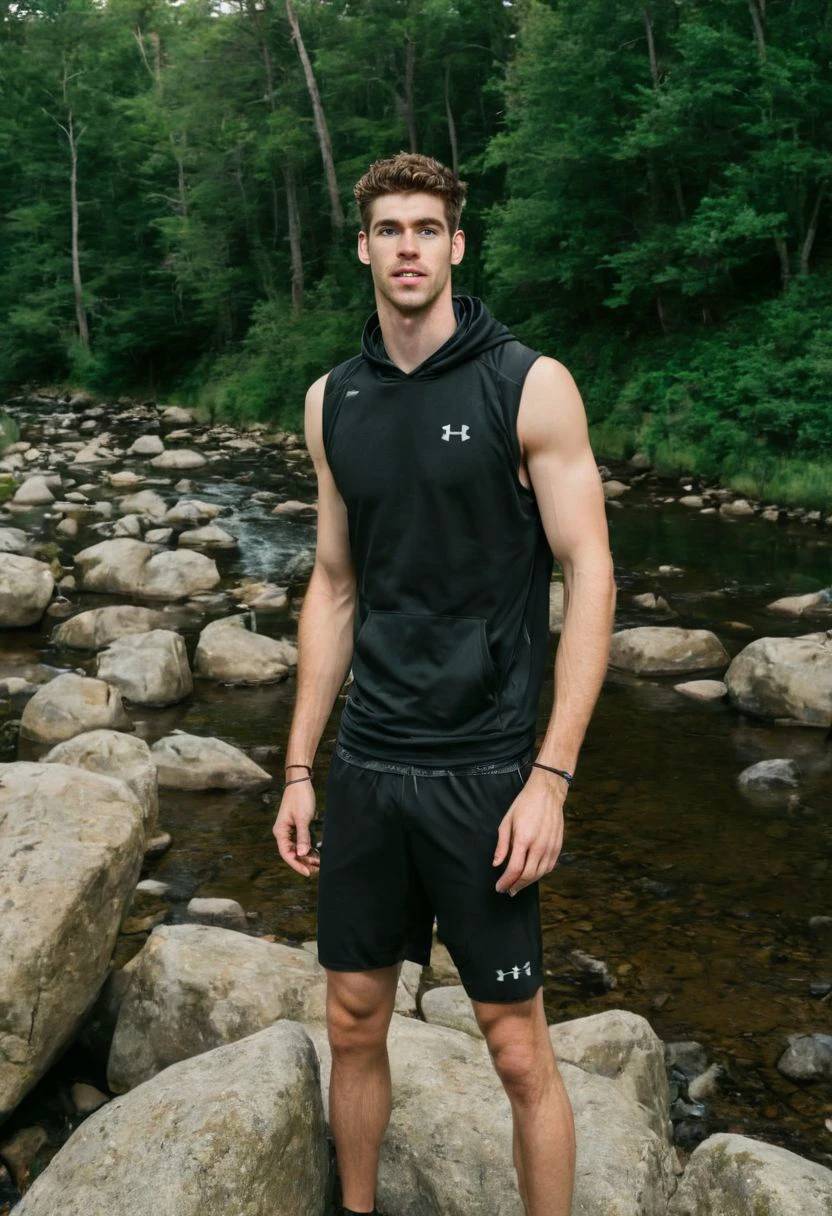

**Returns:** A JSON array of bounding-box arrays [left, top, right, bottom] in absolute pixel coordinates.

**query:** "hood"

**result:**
[[360, 295, 515, 380]]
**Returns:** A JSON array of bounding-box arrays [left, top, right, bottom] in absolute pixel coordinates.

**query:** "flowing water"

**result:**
[[1, 398, 830, 1190]]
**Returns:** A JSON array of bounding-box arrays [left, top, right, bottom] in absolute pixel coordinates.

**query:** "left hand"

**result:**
[[493, 769, 567, 896]]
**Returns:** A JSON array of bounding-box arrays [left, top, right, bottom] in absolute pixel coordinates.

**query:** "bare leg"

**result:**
[[326, 964, 399, 1213], [473, 988, 576, 1216]]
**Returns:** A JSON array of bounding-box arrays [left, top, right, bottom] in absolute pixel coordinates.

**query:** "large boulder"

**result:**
[[96, 630, 193, 706], [667, 1131, 832, 1215], [74, 538, 220, 601], [0, 554, 54, 627], [193, 615, 296, 685], [0, 763, 147, 1122], [549, 1008, 671, 1143], [609, 627, 729, 676], [116, 489, 167, 520], [13, 1022, 328, 1216], [51, 605, 170, 651], [725, 632, 832, 727], [42, 729, 159, 835], [306, 1014, 680, 1215], [20, 672, 132, 744], [11, 475, 54, 506], [150, 730, 271, 789], [107, 924, 326, 1092]]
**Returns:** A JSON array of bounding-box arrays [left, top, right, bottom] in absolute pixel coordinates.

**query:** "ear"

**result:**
[[451, 228, 465, 265], [357, 230, 371, 265]]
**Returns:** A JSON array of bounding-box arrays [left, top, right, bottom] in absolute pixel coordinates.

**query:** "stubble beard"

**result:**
[[374, 261, 452, 319]]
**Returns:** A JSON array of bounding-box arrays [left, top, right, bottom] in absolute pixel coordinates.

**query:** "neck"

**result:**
[[374, 289, 458, 374]]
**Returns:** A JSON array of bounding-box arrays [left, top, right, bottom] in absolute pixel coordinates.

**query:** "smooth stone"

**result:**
[[666, 1130, 832, 1214], [0, 763, 146, 1121], [0, 554, 54, 627], [20, 672, 132, 744], [776, 1033, 832, 1082], [193, 615, 296, 685], [14, 1022, 327, 1216], [96, 629, 193, 706], [149, 448, 206, 469], [0, 526, 31, 555], [673, 679, 727, 701], [12, 476, 55, 505], [51, 605, 170, 651], [117, 489, 167, 520], [725, 632, 832, 727], [126, 435, 164, 456], [767, 588, 832, 617], [420, 985, 483, 1038], [74, 538, 220, 600], [43, 729, 159, 834], [107, 924, 327, 1092], [177, 523, 237, 550], [609, 627, 729, 676], [738, 758, 801, 791], [186, 896, 248, 933], [150, 729, 271, 789]]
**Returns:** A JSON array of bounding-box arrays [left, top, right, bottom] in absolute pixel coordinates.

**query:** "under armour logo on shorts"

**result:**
[[496, 961, 532, 981], [441, 424, 470, 442]]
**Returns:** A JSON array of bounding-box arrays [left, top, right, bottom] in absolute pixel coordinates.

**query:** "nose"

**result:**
[[396, 230, 418, 259]]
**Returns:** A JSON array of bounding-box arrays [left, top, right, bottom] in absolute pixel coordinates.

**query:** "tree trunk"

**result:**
[[642, 7, 659, 86], [61, 107, 89, 348], [774, 236, 791, 289], [799, 179, 826, 275], [404, 37, 417, 152], [444, 62, 458, 176], [748, 0, 766, 62], [285, 0, 344, 231], [283, 164, 304, 310]]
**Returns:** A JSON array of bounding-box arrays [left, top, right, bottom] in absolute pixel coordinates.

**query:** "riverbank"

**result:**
[[4, 387, 832, 517]]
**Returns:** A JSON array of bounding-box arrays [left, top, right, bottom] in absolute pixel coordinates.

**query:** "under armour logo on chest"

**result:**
[[441, 424, 470, 442]]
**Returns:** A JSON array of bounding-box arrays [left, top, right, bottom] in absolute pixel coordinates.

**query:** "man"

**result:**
[[274, 152, 616, 1216]]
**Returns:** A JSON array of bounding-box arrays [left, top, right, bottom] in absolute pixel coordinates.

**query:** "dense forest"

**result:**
[[1, 0, 831, 506]]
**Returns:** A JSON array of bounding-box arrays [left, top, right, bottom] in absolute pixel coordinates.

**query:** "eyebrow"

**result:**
[[373, 216, 447, 231]]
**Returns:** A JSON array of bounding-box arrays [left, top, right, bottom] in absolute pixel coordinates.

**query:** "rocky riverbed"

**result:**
[[0, 390, 830, 1214]]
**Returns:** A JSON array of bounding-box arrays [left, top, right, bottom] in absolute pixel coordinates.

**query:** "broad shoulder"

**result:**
[[518, 355, 590, 457]]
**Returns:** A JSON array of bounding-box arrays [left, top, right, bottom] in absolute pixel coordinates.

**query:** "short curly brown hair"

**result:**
[[354, 152, 467, 234]]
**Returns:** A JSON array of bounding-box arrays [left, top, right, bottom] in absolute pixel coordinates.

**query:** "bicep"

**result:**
[[519, 357, 612, 573], [304, 375, 355, 592]]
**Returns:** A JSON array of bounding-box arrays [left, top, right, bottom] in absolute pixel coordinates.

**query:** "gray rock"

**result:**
[[14, 1022, 327, 1216], [0, 763, 147, 1121], [420, 985, 483, 1038], [193, 615, 296, 685], [667, 1130, 832, 1215], [0, 554, 54, 627], [186, 896, 248, 933], [776, 1033, 832, 1082], [725, 632, 832, 727], [177, 523, 237, 550], [74, 538, 220, 601], [96, 629, 193, 706], [150, 448, 207, 470], [126, 435, 164, 456], [719, 498, 755, 517], [673, 679, 727, 701], [20, 672, 132, 744], [738, 758, 801, 792], [609, 627, 729, 676], [0, 526, 30, 555], [116, 489, 167, 520], [107, 924, 326, 1092], [43, 729, 159, 834], [11, 475, 54, 505], [306, 1013, 680, 1215], [51, 605, 170, 651], [767, 588, 832, 617], [150, 730, 271, 790]]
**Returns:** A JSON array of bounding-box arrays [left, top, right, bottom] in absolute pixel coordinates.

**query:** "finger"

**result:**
[[295, 818, 311, 857], [495, 839, 530, 893], [492, 815, 512, 867], [509, 856, 544, 896], [274, 816, 311, 876]]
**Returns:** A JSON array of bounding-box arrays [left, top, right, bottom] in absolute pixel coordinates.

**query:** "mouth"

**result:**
[[393, 269, 426, 280]]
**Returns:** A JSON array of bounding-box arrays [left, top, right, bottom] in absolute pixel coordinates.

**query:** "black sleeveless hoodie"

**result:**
[[322, 295, 553, 765]]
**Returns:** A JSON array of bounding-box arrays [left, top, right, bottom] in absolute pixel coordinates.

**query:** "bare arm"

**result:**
[[522, 355, 617, 776], [493, 356, 617, 895], [274, 373, 357, 875]]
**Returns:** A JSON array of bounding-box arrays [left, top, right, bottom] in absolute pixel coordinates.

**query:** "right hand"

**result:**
[[273, 778, 320, 878]]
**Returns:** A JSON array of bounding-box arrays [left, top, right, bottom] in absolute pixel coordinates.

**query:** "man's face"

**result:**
[[357, 191, 465, 314]]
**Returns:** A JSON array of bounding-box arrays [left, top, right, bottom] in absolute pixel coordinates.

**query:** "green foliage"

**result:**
[[0, 0, 830, 503]]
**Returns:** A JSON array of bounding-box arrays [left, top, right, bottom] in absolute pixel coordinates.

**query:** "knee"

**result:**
[[488, 1039, 553, 1105], [326, 985, 390, 1059]]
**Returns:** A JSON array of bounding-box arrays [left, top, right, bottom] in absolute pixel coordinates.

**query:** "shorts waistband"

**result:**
[[334, 742, 534, 777]]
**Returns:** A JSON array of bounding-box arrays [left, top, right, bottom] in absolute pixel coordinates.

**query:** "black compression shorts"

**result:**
[[316, 743, 543, 1004]]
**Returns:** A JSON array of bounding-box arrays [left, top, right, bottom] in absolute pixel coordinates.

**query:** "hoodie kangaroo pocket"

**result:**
[[350, 610, 499, 734]]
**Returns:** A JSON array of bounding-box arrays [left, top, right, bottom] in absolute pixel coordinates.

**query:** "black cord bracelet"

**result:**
[[531, 762, 574, 784], [282, 775, 313, 790]]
